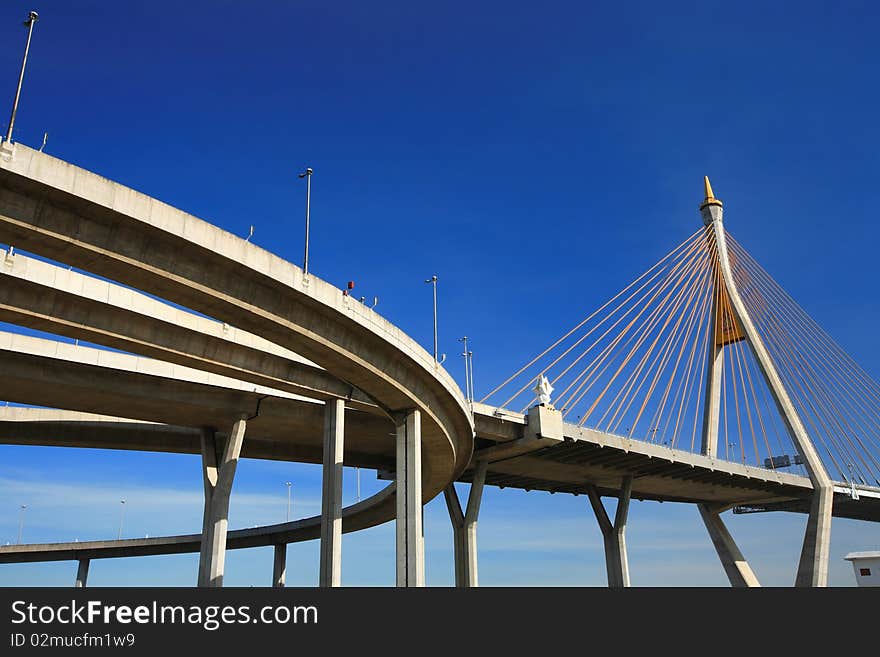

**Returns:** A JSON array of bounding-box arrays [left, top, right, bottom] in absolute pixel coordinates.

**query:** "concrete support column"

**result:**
[[395, 409, 424, 587], [197, 426, 219, 587], [698, 503, 760, 587], [795, 485, 833, 587], [449, 511, 467, 586], [197, 415, 247, 588], [319, 398, 345, 587], [443, 460, 488, 587], [273, 544, 286, 588], [75, 558, 89, 588], [586, 476, 633, 588]]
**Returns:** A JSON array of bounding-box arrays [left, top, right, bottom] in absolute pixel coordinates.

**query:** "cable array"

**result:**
[[482, 226, 879, 482], [729, 235, 880, 485]]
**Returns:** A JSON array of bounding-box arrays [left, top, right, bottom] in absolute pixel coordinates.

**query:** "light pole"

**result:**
[[117, 499, 125, 540], [297, 168, 313, 275], [5, 11, 38, 145], [425, 275, 438, 364], [17, 504, 26, 544], [468, 350, 475, 401], [356, 467, 361, 502], [458, 336, 471, 402], [286, 481, 292, 521]]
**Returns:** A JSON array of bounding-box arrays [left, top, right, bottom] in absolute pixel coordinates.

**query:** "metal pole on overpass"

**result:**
[[298, 167, 313, 275], [458, 336, 470, 401], [117, 499, 126, 540], [425, 275, 439, 364], [5, 11, 39, 145], [17, 504, 26, 544]]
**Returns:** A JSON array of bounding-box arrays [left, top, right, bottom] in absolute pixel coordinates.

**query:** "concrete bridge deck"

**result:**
[[468, 403, 880, 520]]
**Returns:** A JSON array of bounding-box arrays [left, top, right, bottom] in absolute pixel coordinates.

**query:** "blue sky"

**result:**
[[1, 1, 879, 586]]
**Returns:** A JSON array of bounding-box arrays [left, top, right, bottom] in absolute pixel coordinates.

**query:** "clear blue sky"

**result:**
[[0, 1, 878, 586]]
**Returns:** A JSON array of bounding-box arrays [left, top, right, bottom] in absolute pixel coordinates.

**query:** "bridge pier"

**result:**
[[586, 476, 632, 587], [273, 544, 286, 588], [320, 399, 345, 587], [698, 504, 760, 587], [796, 486, 833, 587], [197, 415, 248, 587], [395, 409, 424, 587], [443, 460, 488, 587], [75, 558, 89, 588]]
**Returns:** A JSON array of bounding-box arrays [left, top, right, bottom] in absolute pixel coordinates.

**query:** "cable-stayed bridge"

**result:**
[[0, 144, 876, 588]]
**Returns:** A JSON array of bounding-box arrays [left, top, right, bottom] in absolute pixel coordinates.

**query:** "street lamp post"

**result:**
[[458, 336, 471, 402], [286, 481, 292, 522], [297, 168, 313, 275], [17, 504, 26, 544], [467, 350, 474, 401], [5, 11, 39, 145], [425, 275, 438, 364], [117, 499, 126, 540]]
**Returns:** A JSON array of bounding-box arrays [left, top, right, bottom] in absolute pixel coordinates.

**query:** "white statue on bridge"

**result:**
[[534, 374, 554, 406]]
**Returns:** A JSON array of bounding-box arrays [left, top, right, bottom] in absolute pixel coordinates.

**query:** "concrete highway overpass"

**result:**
[[0, 143, 877, 588]]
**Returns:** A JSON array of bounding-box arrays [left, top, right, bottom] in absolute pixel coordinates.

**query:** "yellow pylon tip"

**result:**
[[700, 176, 722, 209]]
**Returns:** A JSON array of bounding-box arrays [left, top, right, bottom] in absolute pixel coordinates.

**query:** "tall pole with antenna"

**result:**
[[5, 11, 39, 145]]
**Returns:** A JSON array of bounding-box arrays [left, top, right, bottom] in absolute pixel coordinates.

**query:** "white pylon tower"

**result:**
[[698, 177, 833, 587]]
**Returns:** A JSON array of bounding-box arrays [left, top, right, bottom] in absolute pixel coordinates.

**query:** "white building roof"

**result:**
[[843, 551, 880, 561]]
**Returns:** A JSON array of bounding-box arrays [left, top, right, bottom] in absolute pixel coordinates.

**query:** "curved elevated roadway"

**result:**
[[0, 143, 474, 586], [0, 143, 474, 495]]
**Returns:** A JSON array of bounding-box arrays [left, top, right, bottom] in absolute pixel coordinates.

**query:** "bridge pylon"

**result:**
[[698, 177, 833, 587]]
